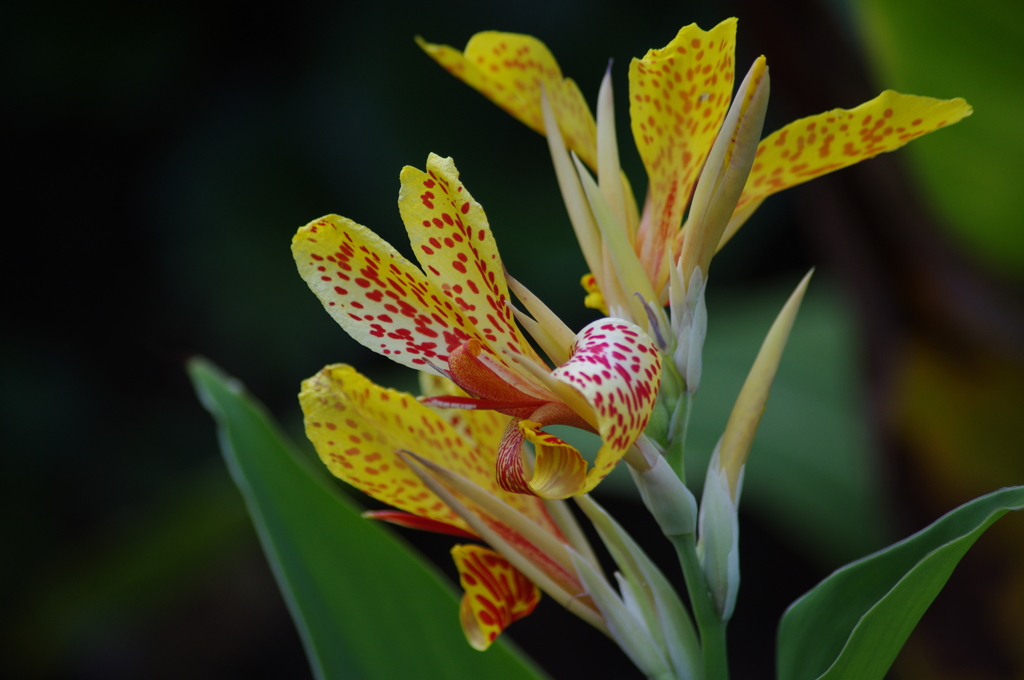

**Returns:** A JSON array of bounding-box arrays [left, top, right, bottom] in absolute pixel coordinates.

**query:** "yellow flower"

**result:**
[[292, 153, 661, 498], [418, 20, 972, 313], [300, 364, 608, 648]]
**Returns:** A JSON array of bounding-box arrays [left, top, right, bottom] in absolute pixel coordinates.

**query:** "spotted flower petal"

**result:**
[[452, 544, 541, 651], [735, 91, 973, 213], [488, 317, 661, 498], [551, 319, 662, 493], [399, 154, 530, 364], [293, 154, 533, 373], [292, 215, 474, 372], [299, 364, 563, 536], [418, 371, 510, 452], [417, 33, 598, 169], [629, 19, 737, 289]]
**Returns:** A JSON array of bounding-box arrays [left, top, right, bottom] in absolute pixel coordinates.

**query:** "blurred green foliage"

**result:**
[[4, 463, 250, 677], [858, 0, 1024, 276]]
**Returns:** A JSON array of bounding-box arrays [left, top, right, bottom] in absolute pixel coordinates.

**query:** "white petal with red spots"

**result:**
[[551, 318, 662, 492]]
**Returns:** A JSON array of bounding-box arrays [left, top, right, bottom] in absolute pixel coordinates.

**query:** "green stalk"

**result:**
[[672, 533, 729, 680], [663, 392, 694, 484]]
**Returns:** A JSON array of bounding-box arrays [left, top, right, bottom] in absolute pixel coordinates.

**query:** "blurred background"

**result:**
[[3, 0, 1022, 678]]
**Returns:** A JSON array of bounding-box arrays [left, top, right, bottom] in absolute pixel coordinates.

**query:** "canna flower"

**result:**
[[418, 20, 972, 317], [300, 364, 608, 648], [292, 154, 661, 498]]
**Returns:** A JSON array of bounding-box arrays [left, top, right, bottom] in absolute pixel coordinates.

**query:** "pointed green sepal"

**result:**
[[570, 551, 674, 680], [572, 152, 663, 330], [697, 443, 742, 622], [577, 494, 703, 680], [719, 269, 812, 495]]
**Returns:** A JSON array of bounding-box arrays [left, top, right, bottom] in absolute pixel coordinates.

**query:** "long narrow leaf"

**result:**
[[777, 486, 1024, 680], [189, 358, 546, 680]]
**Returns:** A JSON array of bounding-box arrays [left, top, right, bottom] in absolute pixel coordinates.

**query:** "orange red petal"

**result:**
[[362, 510, 478, 539]]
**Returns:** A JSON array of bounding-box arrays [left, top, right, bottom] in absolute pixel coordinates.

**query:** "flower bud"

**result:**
[[633, 455, 698, 537]]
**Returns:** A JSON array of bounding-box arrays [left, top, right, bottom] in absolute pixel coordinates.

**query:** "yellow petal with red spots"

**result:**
[[461, 408, 514, 468], [416, 33, 598, 169], [302, 364, 561, 536], [399, 154, 528, 365], [293, 215, 478, 373], [551, 319, 662, 493], [300, 364, 485, 532], [419, 370, 464, 400], [452, 544, 540, 651], [420, 369, 517, 445], [629, 18, 737, 287], [736, 91, 973, 212], [419, 371, 509, 449]]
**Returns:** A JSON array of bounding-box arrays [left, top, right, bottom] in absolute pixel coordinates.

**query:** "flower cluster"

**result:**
[[292, 17, 970, 668]]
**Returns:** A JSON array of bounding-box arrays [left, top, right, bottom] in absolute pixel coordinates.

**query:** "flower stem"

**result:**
[[664, 392, 694, 483], [672, 533, 729, 680]]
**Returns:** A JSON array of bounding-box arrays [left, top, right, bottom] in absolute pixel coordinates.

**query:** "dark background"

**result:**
[[4, 0, 1022, 678]]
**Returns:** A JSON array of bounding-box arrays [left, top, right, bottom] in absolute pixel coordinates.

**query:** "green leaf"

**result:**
[[776, 485, 1024, 680], [188, 358, 547, 680]]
